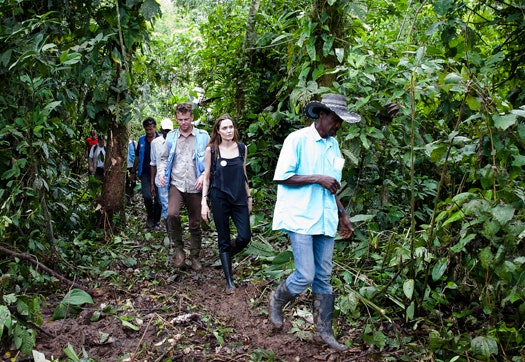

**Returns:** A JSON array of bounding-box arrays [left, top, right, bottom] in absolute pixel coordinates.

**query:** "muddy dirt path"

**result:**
[[32, 243, 371, 362]]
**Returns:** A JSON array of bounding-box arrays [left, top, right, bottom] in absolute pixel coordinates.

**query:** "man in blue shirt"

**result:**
[[269, 93, 360, 351], [130, 117, 161, 229], [126, 139, 137, 204]]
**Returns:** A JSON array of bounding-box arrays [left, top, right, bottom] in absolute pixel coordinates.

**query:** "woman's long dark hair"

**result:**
[[207, 114, 239, 159]]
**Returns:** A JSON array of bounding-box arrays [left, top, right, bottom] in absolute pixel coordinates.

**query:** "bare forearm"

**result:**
[[202, 178, 209, 199], [275, 174, 340, 194], [151, 165, 156, 186], [274, 174, 323, 186]]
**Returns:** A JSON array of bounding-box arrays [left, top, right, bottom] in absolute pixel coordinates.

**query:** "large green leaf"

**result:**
[[322, 35, 334, 57], [63, 343, 81, 362], [13, 323, 35, 355], [491, 204, 515, 225], [493, 114, 516, 131], [63, 289, 94, 306], [443, 72, 463, 84], [52, 289, 94, 320], [432, 258, 448, 281], [0, 306, 12, 339], [349, 214, 375, 223], [471, 335, 498, 359], [433, 0, 452, 16], [306, 37, 316, 61], [272, 250, 293, 265], [140, 0, 161, 21], [403, 279, 414, 299]]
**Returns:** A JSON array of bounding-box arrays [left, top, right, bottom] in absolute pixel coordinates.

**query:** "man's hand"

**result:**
[[338, 213, 354, 239], [150, 184, 156, 197], [316, 175, 341, 194], [158, 175, 167, 187], [194, 175, 204, 191]]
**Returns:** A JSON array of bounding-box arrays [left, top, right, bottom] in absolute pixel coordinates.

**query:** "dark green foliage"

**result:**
[[0, 294, 40, 355], [193, 0, 525, 360], [0, 0, 160, 355]]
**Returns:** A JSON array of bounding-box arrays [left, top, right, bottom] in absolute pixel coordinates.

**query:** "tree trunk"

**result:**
[[236, 0, 261, 118], [96, 0, 135, 232], [243, 0, 261, 51], [311, 0, 346, 88], [99, 120, 128, 231]]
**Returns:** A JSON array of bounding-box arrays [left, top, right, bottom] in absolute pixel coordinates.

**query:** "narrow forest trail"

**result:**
[[29, 197, 389, 361]]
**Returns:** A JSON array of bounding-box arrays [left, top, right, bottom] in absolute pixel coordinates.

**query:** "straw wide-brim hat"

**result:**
[[304, 93, 361, 123]]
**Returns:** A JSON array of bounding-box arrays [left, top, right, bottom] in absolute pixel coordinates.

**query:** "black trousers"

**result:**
[[140, 173, 161, 224], [209, 189, 251, 253], [126, 167, 136, 199], [94, 167, 104, 180]]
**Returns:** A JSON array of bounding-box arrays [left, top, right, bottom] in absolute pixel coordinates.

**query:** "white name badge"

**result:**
[[334, 157, 345, 170]]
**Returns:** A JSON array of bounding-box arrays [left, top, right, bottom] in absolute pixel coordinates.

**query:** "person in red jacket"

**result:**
[[85, 129, 98, 159]]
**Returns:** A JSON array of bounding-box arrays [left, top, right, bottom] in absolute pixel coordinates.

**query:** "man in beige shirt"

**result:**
[[159, 103, 209, 270]]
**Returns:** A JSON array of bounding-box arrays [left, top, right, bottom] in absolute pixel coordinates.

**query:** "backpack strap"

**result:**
[[210, 145, 218, 180], [238, 142, 248, 184], [237, 142, 245, 160]]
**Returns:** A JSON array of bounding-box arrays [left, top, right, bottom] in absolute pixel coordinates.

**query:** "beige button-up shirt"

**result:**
[[171, 132, 198, 193]]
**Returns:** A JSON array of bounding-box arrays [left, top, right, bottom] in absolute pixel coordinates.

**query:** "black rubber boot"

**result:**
[[219, 252, 235, 292], [312, 293, 348, 351], [268, 281, 294, 329]]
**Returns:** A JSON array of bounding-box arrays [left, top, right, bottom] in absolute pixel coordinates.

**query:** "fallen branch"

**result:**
[[0, 245, 93, 294]]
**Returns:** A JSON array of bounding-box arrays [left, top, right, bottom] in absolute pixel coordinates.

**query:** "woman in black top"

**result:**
[[201, 114, 252, 292]]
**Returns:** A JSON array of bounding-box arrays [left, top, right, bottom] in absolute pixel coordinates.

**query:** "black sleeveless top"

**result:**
[[210, 142, 247, 205]]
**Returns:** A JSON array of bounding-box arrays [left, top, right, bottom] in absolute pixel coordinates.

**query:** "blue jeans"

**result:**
[[157, 184, 169, 220], [285, 232, 334, 296]]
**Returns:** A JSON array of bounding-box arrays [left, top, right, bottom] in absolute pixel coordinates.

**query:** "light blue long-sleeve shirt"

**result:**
[[272, 123, 343, 237]]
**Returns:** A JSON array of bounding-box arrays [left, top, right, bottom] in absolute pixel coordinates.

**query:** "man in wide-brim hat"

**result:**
[[268, 93, 360, 351], [304, 93, 361, 124]]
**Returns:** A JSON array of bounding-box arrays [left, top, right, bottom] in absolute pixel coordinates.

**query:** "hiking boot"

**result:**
[[173, 248, 185, 268], [189, 236, 202, 271], [269, 281, 294, 329], [312, 293, 348, 351]]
